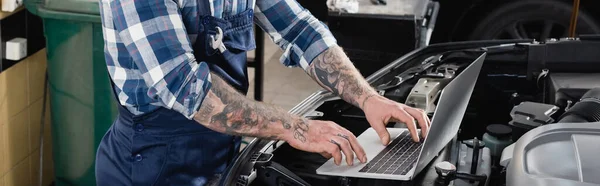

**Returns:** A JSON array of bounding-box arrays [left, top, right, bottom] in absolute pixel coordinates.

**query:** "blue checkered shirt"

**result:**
[[99, 0, 337, 119]]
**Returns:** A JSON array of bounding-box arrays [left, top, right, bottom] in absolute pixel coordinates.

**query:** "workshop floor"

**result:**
[[240, 33, 323, 148], [246, 33, 323, 111]]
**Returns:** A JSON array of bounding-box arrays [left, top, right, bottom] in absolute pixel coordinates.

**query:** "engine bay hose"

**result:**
[[558, 88, 600, 123]]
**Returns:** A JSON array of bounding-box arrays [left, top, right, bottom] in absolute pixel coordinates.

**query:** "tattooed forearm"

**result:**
[[193, 73, 309, 142], [307, 46, 379, 109], [197, 103, 214, 120]]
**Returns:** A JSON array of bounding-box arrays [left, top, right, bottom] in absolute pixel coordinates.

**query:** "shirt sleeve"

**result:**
[[107, 0, 211, 119], [254, 0, 338, 71]]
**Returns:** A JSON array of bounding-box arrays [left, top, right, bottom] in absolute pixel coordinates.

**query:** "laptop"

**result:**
[[316, 52, 487, 181]]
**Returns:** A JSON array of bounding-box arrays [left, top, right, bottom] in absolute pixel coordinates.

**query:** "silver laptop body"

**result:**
[[315, 53, 487, 181]]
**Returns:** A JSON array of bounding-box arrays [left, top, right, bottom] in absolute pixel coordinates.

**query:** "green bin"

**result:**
[[24, 0, 118, 185]]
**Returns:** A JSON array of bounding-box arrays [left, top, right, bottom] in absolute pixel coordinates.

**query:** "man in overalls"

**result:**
[[96, 0, 431, 185]]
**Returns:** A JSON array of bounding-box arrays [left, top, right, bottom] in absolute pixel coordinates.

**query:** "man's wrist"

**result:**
[[279, 117, 310, 142], [360, 93, 381, 111]]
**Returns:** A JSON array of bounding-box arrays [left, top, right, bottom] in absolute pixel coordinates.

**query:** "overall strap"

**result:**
[[199, 0, 213, 16]]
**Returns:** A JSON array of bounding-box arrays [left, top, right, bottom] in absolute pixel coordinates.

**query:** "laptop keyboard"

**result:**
[[358, 131, 424, 175]]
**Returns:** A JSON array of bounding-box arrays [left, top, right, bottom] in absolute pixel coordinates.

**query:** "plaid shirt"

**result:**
[[99, 0, 337, 119]]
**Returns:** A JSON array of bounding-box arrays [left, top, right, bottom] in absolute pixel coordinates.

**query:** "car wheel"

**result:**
[[469, 0, 600, 41]]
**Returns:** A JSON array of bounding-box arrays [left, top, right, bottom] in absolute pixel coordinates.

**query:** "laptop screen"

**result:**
[[413, 52, 487, 174]]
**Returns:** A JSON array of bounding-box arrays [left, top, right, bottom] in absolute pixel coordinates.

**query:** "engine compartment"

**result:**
[[222, 39, 600, 186]]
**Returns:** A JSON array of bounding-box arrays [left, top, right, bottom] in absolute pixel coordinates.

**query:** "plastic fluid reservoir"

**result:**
[[482, 124, 513, 157]]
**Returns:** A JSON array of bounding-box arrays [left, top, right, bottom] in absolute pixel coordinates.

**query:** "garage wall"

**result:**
[[0, 49, 54, 186]]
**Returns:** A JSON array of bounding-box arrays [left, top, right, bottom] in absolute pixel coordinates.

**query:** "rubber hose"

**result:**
[[471, 138, 479, 175], [558, 88, 600, 123]]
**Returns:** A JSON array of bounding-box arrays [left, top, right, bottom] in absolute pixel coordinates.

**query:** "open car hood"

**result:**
[[219, 37, 600, 186]]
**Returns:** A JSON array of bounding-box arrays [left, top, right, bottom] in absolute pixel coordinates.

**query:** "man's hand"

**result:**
[[362, 95, 431, 144], [285, 119, 367, 166]]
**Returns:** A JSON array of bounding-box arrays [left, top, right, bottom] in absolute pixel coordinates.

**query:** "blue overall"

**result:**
[[95, 0, 255, 185]]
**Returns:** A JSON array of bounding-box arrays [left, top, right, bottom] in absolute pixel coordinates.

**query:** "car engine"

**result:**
[[219, 38, 600, 186]]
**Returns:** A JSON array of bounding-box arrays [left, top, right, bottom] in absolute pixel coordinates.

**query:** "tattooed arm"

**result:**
[[307, 46, 431, 143], [193, 74, 306, 141], [193, 73, 367, 165], [307, 46, 379, 110]]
